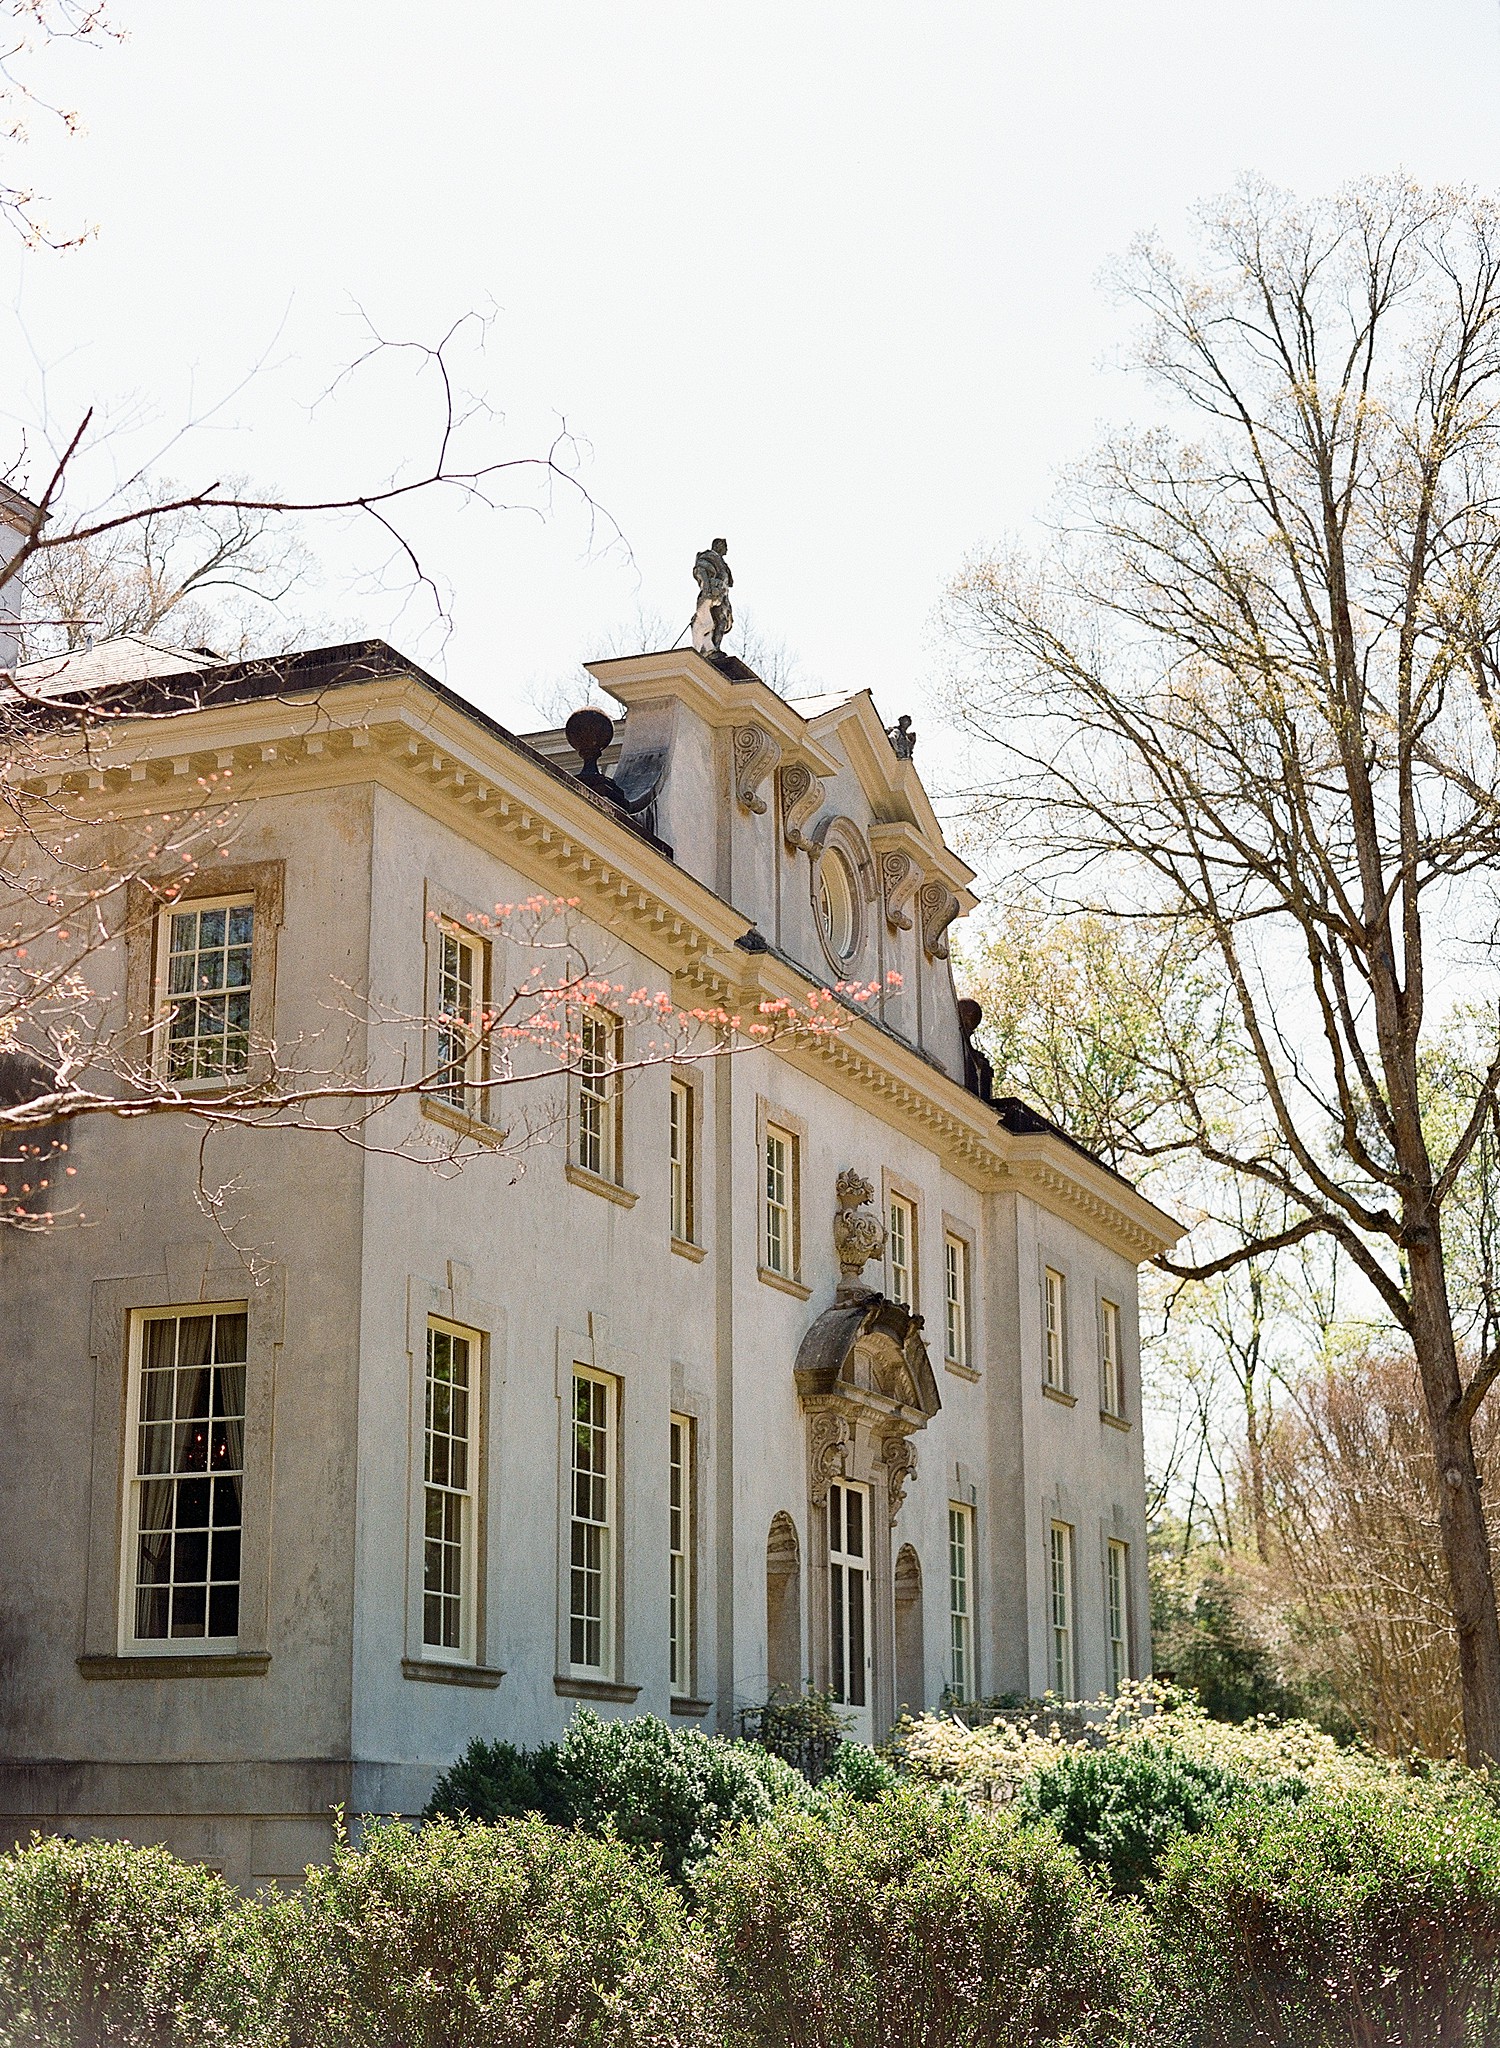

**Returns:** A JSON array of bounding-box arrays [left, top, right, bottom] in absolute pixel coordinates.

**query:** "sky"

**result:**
[[6, 0, 1500, 739]]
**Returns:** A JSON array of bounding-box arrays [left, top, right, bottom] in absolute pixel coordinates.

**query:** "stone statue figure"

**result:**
[[885, 714, 917, 760], [834, 1167, 886, 1300], [691, 538, 734, 656]]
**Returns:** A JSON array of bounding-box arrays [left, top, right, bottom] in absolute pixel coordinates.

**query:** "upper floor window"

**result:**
[[1100, 1299, 1124, 1418], [570, 1367, 617, 1672], [888, 1194, 916, 1308], [669, 1078, 693, 1243], [1044, 1268, 1067, 1391], [161, 899, 254, 1082], [435, 923, 487, 1117], [125, 1306, 246, 1647], [423, 1321, 477, 1658], [577, 1009, 622, 1182], [764, 1124, 797, 1277], [944, 1233, 969, 1366]]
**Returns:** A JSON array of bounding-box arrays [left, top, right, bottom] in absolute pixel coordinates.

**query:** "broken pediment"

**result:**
[[793, 1294, 941, 1428]]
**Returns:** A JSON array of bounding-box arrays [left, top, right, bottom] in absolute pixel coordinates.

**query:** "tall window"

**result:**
[[161, 899, 254, 1081], [435, 924, 485, 1115], [948, 1503, 974, 1700], [1044, 1268, 1067, 1390], [764, 1125, 795, 1277], [570, 1369, 616, 1671], [828, 1480, 870, 1727], [577, 1011, 620, 1181], [424, 1323, 476, 1657], [127, 1307, 246, 1645], [1100, 1299, 1124, 1418], [1107, 1540, 1130, 1693], [669, 1414, 693, 1692], [669, 1079, 693, 1242], [944, 1233, 969, 1366], [1049, 1522, 1073, 1696], [888, 1194, 915, 1307]]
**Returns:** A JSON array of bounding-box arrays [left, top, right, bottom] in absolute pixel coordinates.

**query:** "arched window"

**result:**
[[766, 1510, 802, 1696]]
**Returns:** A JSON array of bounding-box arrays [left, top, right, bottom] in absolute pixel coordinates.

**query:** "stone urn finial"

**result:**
[[834, 1168, 886, 1301]]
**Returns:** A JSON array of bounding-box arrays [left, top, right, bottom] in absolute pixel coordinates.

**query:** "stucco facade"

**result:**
[[0, 638, 1176, 1886]]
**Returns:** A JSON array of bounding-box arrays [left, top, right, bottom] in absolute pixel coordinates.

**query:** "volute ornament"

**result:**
[[731, 722, 781, 814], [779, 760, 825, 850], [834, 1167, 886, 1299], [882, 1433, 918, 1523]]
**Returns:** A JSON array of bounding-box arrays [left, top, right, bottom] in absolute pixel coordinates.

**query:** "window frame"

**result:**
[[153, 893, 257, 1086], [1048, 1520, 1074, 1697], [887, 1191, 917, 1309], [1043, 1266, 1068, 1392], [944, 1230, 970, 1367], [763, 1123, 796, 1278], [669, 1412, 695, 1695], [568, 1365, 619, 1677], [119, 1302, 249, 1656], [948, 1501, 975, 1701], [432, 920, 489, 1120], [129, 863, 284, 1093], [1107, 1538, 1130, 1694], [669, 1076, 695, 1246], [421, 1317, 480, 1664], [575, 1008, 624, 1185], [1100, 1298, 1125, 1419]]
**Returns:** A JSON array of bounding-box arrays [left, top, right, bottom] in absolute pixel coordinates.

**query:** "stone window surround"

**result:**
[[1101, 1500, 1145, 1681], [807, 814, 875, 979], [756, 1095, 809, 1297], [1038, 1249, 1077, 1404], [881, 1166, 923, 1314], [420, 879, 504, 1148], [569, 1005, 627, 1193], [124, 861, 285, 1091], [402, 1265, 506, 1687], [941, 1210, 979, 1380], [669, 1065, 704, 1256], [669, 1356, 712, 1716], [78, 1248, 284, 1680], [1093, 1275, 1135, 1430], [552, 1313, 641, 1702]]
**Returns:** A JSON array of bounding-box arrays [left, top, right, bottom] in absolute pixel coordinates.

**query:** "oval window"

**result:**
[[815, 850, 857, 963]]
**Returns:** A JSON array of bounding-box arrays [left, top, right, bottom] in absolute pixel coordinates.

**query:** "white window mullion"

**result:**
[[570, 1368, 616, 1672], [423, 1322, 476, 1659]]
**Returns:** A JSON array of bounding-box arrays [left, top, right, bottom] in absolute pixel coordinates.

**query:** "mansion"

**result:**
[[0, 613, 1176, 1887]]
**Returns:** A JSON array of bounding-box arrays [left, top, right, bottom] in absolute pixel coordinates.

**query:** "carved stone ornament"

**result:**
[[731, 722, 782, 814], [880, 849, 922, 933], [882, 1433, 919, 1524], [918, 880, 961, 960], [779, 761, 825, 850], [808, 1411, 851, 1503], [834, 1167, 886, 1297]]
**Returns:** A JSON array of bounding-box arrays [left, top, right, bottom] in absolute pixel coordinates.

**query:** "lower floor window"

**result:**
[[424, 1321, 476, 1656], [128, 1307, 247, 1643], [828, 1480, 870, 1711], [669, 1414, 693, 1692], [948, 1503, 974, 1700], [1107, 1539, 1130, 1693], [570, 1368, 617, 1670], [1049, 1521, 1073, 1697]]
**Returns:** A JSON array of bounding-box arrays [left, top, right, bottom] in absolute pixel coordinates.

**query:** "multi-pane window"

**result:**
[[669, 1414, 693, 1692], [1107, 1539, 1130, 1694], [1044, 1268, 1067, 1390], [888, 1194, 915, 1307], [828, 1480, 871, 1730], [435, 924, 485, 1115], [162, 899, 254, 1081], [570, 1369, 616, 1671], [1100, 1299, 1124, 1418], [577, 1011, 620, 1181], [948, 1503, 974, 1700], [127, 1307, 246, 1645], [1049, 1521, 1073, 1696], [764, 1126, 794, 1277], [944, 1233, 969, 1365], [424, 1323, 475, 1656], [669, 1079, 693, 1243]]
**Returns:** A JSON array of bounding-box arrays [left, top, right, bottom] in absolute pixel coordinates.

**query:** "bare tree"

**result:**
[[0, 0, 117, 247], [945, 176, 1500, 1761]]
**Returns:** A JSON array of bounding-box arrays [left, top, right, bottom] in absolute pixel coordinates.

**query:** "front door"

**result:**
[[828, 1479, 874, 1743]]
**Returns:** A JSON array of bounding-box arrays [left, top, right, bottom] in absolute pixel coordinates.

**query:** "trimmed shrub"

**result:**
[[423, 1736, 576, 1826], [823, 1740, 902, 1803], [1017, 1738, 1297, 1894], [263, 1814, 716, 2048], [694, 1785, 1146, 2047], [0, 1832, 254, 2048], [557, 1710, 811, 1881], [1151, 1786, 1500, 2047]]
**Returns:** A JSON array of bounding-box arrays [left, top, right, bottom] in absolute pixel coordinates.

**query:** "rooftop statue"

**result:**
[[886, 713, 917, 760], [690, 538, 734, 656]]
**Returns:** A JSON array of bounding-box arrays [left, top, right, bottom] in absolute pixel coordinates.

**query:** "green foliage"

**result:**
[[0, 1832, 253, 2048], [556, 1710, 811, 1881], [694, 1786, 1147, 2047], [823, 1740, 902, 1803], [422, 1736, 576, 1826], [263, 1814, 714, 2048], [1149, 1543, 1315, 1727], [1151, 1787, 1500, 2047], [735, 1688, 848, 1782], [1017, 1739, 1298, 1895]]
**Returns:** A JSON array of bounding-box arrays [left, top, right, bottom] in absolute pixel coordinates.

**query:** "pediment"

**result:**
[[793, 1294, 941, 1426]]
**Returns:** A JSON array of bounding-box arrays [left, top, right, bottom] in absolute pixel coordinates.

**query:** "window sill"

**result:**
[[565, 1162, 639, 1209], [944, 1359, 981, 1383], [420, 1097, 507, 1149], [402, 1656, 505, 1688], [671, 1236, 707, 1263], [1042, 1384, 1078, 1407], [758, 1265, 812, 1301], [1101, 1409, 1132, 1432], [79, 1652, 270, 1680], [671, 1695, 714, 1717], [554, 1674, 642, 1703]]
